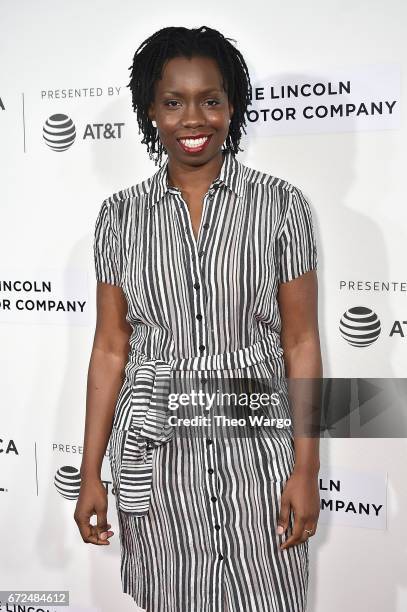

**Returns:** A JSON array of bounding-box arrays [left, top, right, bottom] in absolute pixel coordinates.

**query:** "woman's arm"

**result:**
[[276, 269, 322, 550], [74, 282, 132, 545]]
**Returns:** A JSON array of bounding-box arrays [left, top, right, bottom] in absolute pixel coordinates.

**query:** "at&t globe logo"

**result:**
[[43, 113, 76, 151], [339, 306, 381, 347], [54, 465, 81, 500]]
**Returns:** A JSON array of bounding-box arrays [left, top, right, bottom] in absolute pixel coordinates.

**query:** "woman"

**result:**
[[74, 25, 322, 612]]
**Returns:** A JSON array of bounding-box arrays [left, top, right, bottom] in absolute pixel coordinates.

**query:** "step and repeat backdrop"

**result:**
[[1, 1, 406, 611]]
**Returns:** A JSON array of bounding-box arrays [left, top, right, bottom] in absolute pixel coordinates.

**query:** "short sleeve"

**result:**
[[93, 199, 122, 286], [278, 186, 318, 283]]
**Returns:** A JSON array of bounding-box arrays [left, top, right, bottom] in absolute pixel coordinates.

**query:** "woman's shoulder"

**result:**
[[102, 174, 152, 206], [98, 170, 158, 224], [238, 158, 308, 218], [238, 158, 305, 198]]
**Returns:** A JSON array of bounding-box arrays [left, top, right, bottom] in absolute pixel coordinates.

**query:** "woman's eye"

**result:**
[[163, 99, 220, 108]]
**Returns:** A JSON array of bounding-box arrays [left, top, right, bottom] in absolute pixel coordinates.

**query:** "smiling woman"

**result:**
[[147, 55, 233, 167], [127, 26, 251, 166], [75, 24, 322, 612]]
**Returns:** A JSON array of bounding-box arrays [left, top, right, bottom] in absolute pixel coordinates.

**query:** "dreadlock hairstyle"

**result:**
[[127, 25, 252, 166]]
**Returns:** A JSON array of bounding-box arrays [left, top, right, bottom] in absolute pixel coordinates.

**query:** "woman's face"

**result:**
[[148, 55, 234, 165]]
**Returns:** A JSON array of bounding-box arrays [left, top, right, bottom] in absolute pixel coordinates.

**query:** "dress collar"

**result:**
[[145, 150, 247, 209]]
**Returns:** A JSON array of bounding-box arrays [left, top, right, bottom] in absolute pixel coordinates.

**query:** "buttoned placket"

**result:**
[[169, 181, 227, 605], [168, 181, 220, 355]]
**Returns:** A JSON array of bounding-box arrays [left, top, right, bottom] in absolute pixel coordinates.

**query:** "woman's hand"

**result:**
[[276, 467, 320, 551], [74, 477, 114, 545]]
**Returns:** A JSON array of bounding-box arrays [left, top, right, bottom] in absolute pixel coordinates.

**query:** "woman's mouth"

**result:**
[[177, 134, 212, 154]]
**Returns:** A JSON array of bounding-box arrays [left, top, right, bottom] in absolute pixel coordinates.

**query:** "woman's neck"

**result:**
[[166, 150, 225, 193]]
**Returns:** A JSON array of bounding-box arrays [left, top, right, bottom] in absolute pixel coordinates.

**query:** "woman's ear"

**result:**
[[228, 102, 234, 121]]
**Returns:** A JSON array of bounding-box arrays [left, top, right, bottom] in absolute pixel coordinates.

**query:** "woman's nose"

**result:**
[[182, 104, 206, 126]]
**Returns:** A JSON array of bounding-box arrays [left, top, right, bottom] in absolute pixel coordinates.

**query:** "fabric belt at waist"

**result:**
[[111, 332, 284, 517], [124, 330, 283, 380]]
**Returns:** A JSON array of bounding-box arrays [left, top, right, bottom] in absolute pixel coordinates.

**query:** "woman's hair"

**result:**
[[127, 25, 252, 166]]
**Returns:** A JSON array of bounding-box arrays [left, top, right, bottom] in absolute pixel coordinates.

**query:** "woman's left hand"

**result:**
[[276, 467, 320, 551]]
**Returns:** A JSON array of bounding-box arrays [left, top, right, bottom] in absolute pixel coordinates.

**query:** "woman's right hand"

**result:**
[[74, 476, 114, 545]]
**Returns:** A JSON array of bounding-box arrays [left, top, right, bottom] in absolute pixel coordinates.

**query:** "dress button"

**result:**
[[218, 553, 224, 560], [201, 377, 207, 384], [196, 313, 203, 320], [211, 496, 218, 503], [198, 250, 204, 257], [199, 344, 205, 351], [208, 468, 214, 474], [206, 438, 213, 445], [194, 282, 200, 290], [215, 524, 221, 530], [203, 223, 210, 230]]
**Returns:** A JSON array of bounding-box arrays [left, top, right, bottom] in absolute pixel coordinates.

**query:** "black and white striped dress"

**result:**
[[94, 150, 318, 612]]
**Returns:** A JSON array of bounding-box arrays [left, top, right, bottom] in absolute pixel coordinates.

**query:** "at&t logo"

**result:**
[[43, 113, 124, 151], [339, 306, 381, 347], [54, 465, 115, 500]]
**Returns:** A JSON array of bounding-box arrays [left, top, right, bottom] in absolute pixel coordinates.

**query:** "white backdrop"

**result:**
[[1, 1, 407, 611]]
